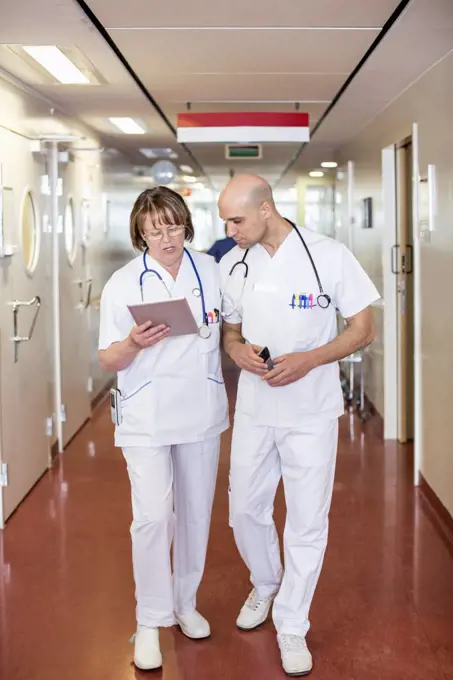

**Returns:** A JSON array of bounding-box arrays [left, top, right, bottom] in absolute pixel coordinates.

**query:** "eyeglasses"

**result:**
[[143, 224, 185, 241]]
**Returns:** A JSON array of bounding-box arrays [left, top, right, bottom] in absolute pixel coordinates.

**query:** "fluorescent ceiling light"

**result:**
[[321, 161, 338, 168], [140, 147, 176, 158], [182, 175, 197, 183], [109, 117, 146, 134], [193, 182, 205, 190], [180, 165, 193, 173], [22, 46, 89, 84], [309, 171, 324, 178]]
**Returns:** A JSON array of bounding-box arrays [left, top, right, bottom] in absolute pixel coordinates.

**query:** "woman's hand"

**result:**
[[129, 321, 170, 349], [99, 321, 171, 372]]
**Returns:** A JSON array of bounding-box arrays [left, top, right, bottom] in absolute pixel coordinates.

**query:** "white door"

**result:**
[[58, 153, 91, 446], [0, 136, 51, 525], [396, 140, 415, 443]]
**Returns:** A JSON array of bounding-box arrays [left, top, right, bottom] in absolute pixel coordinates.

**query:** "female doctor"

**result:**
[[98, 187, 229, 671]]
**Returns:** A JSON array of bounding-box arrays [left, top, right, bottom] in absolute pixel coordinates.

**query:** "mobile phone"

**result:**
[[110, 387, 122, 425], [258, 346, 274, 370]]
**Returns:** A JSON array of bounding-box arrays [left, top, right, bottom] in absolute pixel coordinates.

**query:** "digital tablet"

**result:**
[[127, 297, 199, 337]]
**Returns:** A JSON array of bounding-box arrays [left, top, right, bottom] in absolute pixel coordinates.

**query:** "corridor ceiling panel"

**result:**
[[90, 0, 403, 28], [111, 28, 379, 75]]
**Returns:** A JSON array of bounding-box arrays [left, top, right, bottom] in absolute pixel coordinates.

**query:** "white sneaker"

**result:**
[[131, 627, 162, 671], [176, 610, 211, 639], [277, 634, 313, 676], [236, 589, 274, 630]]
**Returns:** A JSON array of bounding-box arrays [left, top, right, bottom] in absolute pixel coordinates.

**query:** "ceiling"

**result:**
[[0, 0, 452, 190]]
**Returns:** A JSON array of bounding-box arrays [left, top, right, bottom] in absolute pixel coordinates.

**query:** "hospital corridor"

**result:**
[[1, 0, 453, 678]]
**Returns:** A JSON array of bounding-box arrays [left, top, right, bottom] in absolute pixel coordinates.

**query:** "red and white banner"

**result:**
[[176, 112, 310, 143]]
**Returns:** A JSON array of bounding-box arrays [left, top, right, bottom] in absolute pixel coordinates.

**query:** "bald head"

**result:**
[[219, 174, 275, 210], [218, 174, 279, 248]]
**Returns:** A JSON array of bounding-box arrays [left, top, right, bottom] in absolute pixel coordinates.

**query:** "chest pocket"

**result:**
[[198, 312, 223, 385], [280, 286, 332, 352], [198, 283, 222, 353]]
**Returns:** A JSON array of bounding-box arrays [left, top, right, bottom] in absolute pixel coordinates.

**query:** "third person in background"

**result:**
[[218, 174, 380, 676], [207, 228, 236, 263]]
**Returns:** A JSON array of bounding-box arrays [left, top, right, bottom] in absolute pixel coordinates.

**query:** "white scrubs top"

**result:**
[[220, 226, 380, 427], [99, 249, 229, 448]]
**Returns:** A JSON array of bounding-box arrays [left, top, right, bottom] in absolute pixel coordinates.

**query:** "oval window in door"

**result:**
[[20, 190, 40, 275], [64, 197, 76, 265]]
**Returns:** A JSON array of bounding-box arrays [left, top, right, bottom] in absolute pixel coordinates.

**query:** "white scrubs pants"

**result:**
[[230, 415, 338, 637], [122, 436, 220, 628]]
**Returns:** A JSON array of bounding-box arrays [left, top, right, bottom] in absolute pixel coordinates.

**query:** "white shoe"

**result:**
[[132, 627, 162, 671], [176, 610, 211, 639], [236, 589, 274, 630], [277, 634, 313, 676]]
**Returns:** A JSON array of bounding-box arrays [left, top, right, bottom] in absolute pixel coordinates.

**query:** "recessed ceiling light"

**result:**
[[182, 175, 197, 183], [180, 165, 193, 173], [309, 171, 324, 178], [193, 182, 205, 190], [109, 117, 146, 134], [321, 161, 338, 168], [139, 148, 177, 159], [22, 46, 89, 84]]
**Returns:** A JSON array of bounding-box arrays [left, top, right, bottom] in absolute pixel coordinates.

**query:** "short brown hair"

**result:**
[[130, 186, 194, 252]]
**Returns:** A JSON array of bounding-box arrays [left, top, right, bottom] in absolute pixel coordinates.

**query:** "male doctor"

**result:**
[[219, 174, 379, 676]]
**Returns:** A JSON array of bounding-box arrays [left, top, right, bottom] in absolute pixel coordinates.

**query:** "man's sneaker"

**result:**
[[277, 634, 313, 676], [236, 589, 274, 630], [176, 610, 211, 639], [131, 627, 162, 670]]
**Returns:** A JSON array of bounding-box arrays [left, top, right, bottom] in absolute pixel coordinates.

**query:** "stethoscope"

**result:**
[[139, 247, 211, 338], [227, 219, 332, 309]]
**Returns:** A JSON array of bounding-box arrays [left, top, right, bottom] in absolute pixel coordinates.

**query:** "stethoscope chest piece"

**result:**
[[317, 293, 331, 309], [192, 287, 201, 298], [199, 324, 211, 339]]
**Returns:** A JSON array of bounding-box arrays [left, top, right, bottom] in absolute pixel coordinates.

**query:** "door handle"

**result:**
[[391, 245, 400, 274], [406, 245, 413, 274], [75, 277, 93, 310], [8, 296, 41, 363]]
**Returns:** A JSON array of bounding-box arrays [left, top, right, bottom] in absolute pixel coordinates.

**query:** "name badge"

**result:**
[[253, 283, 278, 293]]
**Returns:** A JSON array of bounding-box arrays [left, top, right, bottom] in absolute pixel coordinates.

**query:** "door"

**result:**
[[58, 151, 92, 446], [395, 140, 415, 443], [0, 135, 51, 525], [333, 163, 354, 249]]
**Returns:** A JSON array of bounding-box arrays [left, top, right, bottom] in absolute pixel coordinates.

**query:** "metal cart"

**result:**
[[337, 314, 371, 421], [339, 349, 371, 421]]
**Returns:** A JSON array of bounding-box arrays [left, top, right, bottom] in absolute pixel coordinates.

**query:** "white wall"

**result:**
[[335, 48, 453, 517]]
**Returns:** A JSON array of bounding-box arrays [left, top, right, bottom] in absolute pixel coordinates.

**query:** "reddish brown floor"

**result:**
[[1, 365, 453, 680]]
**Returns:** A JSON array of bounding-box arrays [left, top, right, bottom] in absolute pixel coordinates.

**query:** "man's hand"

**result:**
[[263, 352, 316, 387], [129, 321, 170, 349], [230, 343, 269, 376]]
